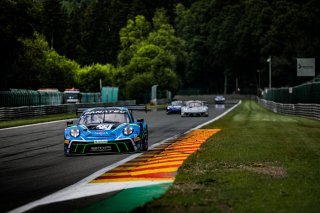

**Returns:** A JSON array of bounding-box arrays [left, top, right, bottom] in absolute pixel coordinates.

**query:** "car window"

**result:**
[[79, 112, 130, 125], [188, 102, 202, 107], [172, 101, 183, 106]]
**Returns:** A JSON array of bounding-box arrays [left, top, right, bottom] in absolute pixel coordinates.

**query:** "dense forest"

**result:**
[[1, 0, 319, 100]]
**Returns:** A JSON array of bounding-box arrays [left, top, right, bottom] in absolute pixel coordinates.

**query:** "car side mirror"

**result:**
[[137, 118, 144, 122], [66, 120, 73, 126]]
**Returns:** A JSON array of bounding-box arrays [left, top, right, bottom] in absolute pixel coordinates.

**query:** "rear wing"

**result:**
[[75, 104, 147, 116]]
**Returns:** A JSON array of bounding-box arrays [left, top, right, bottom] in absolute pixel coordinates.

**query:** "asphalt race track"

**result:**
[[0, 104, 233, 212]]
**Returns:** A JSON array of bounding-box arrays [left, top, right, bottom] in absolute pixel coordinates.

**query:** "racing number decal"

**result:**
[[96, 124, 113, 130]]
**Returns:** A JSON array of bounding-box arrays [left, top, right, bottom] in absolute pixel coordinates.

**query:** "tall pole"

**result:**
[[224, 74, 227, 95], [257, 69, 260, 96], [258, 69, 260, 90], [268, 56, 272, 89]]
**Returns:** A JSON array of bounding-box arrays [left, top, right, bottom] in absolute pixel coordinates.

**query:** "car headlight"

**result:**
[[123, 126, 133, 135], [70, 128, 80, 137]]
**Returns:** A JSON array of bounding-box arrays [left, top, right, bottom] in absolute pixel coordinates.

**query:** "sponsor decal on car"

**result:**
[[91, 146, 112, 151], [94, 140, 109, 143]]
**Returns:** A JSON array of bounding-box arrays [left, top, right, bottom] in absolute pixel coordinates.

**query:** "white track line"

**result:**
[[0, 119, 74, 131], [8, 101, 241, 213]]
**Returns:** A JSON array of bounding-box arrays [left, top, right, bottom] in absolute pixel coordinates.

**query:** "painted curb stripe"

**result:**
[[110, 163, 184, 172], [91, 129, 220, 183]]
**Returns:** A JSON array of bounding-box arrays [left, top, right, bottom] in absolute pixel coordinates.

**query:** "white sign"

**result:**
[[150, 85, 158, 105], [297, 58, 315, 76]]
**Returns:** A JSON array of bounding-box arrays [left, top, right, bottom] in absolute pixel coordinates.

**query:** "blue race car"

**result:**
[[64, 106, 148, 156], [166, 101, 184, 114]]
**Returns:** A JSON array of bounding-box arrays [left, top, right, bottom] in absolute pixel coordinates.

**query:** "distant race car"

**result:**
[[214, 95, 225, 104], [181, 100, 209, 117], [166, 100, 184, 114], [64, 106, 148, 156]]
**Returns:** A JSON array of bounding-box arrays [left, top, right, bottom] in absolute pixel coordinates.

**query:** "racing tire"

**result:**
[[141, 130, 149, 151], [136, 141, 142, 153]]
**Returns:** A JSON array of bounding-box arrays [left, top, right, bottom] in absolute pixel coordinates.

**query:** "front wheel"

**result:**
[[141, 129, 148, 151]]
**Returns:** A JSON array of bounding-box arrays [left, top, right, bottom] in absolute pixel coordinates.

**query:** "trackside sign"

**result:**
[[297, 58, 315, 76]]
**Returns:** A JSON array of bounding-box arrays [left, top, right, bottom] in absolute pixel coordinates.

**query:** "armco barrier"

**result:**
[[258, 98, 320, 119], [0, 100, 136, 121]]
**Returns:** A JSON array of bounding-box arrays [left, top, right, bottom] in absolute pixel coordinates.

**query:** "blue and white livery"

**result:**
[[64, 107, 148, 156], [166, 101, 184, 114]]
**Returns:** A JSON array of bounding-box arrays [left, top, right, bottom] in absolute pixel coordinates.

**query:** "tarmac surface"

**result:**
[[0, 104, 237, 212]]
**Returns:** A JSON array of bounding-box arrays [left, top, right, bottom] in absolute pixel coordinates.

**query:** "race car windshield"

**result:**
[[79, 112, 130, 125], [188, 102, 203, 107], [172, 101, 183, 106]]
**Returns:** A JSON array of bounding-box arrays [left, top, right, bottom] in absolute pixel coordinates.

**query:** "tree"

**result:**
[[0, 0, 43, 89], [118, 15, 151, 66], [75, 64, 118, 92], [40, 50, 79, 91], [13, 32, 49, 89], [41, 0, 68, 53], [175, 1, 213, 92], [125, 72, 155, 102], [118, 10, 185, 101]]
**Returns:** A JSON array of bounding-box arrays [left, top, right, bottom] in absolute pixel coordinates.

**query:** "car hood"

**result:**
[[215, 96, 225, 100], [77, 123, 127, 137], [83, 123, 123, 130]]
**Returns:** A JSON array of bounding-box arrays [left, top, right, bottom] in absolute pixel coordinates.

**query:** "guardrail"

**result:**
[[258, 98, 320, 119], [0, 100, 137, 121]]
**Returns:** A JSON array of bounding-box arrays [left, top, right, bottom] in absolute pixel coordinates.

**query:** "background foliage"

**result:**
[[1, 0, 319, 101]]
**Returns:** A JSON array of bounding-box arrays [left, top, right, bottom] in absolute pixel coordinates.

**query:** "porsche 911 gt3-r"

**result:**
[[64, 107, 148, 156]]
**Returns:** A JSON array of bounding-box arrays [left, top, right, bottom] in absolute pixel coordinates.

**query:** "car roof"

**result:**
[[83, 107, 130, 113], [185, 100, 203, 103]]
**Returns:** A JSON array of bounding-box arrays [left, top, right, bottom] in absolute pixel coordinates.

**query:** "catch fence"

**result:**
[[262, 81, 320, 104], [0, 89, 101, 107]]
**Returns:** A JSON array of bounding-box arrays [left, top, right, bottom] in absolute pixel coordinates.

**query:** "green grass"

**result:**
[[133, 100, 320, 213], [0, 113, 77, 129]]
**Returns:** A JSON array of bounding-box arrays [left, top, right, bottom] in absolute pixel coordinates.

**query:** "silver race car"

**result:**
[[181, 100, 208, 117]]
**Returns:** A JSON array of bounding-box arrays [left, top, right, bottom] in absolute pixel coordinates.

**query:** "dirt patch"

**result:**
[[239, 162, 287, 178]]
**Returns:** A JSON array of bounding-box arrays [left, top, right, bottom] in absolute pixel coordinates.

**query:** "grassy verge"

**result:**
[[134, 100, 320, 213], [0, 113, 77, 129]]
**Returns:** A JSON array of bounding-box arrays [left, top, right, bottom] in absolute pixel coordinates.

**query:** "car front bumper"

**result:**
[[64, 138, 138, 155], [181, 110, 208, 117]]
